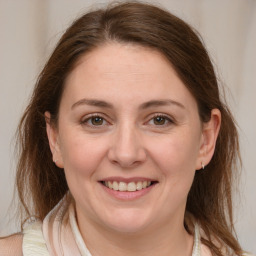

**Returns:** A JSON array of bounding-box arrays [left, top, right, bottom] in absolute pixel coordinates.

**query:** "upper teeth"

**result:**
[[104, 181, 152, 192]]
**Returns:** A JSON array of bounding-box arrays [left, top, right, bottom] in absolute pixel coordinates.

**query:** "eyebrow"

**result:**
[[71, 98, 185, 110], [139, 99, 185, 110], [71, 99, 113, 110]]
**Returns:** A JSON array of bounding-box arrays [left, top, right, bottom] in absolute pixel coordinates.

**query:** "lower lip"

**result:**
[[100, 183, 156, 200]]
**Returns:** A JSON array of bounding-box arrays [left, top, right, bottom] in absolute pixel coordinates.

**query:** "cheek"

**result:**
[[59, 132, 108, 179], [151, 133, 199, 171], [147, 130, 201, 195], [60, 135, 109, 206]]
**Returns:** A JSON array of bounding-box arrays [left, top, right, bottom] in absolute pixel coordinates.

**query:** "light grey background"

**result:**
[[0, 0, 255, 253]]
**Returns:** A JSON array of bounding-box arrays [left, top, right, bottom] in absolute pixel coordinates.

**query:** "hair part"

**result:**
[[16, 2, 242, 255]]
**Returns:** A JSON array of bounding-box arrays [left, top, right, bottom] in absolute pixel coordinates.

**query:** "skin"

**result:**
[[46, 43, 220, 256]]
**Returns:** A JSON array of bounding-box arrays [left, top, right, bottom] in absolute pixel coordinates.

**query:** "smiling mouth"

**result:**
[[100, 180, 157, 192]]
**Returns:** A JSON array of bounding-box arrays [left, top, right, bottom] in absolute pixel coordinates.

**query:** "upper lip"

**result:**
[[99, 176, 158, 183]]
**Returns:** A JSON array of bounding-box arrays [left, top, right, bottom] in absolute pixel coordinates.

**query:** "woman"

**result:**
[[0, 2, 252, 256]]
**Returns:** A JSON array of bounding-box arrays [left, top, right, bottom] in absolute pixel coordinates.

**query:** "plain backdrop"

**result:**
[[0, 0, 255, 253]]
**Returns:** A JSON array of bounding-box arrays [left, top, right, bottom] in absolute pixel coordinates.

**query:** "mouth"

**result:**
[[100, 180, 158, 192]]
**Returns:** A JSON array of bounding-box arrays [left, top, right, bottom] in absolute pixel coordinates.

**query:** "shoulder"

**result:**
[[0, 221, 49, 256], [0, 233, 23, 256], [23, 221, 49, 255]]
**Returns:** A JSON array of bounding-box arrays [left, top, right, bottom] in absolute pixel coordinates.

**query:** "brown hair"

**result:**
[[16, 1, 242, 255]]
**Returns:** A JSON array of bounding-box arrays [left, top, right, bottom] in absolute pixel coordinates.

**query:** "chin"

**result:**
[[100, 209, 152, 234]]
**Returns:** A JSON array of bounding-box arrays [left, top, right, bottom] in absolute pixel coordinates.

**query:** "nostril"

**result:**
[[107, 132, 147, 167], [108, 153, 142, 168]]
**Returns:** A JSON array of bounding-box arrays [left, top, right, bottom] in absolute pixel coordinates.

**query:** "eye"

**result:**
[[90, 116, 104, 125], [147, 114, 173, 126], [81, 114, 107, 126], [152, 116, 167, 125]]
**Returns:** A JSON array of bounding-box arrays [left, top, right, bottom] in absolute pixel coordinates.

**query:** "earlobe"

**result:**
[[44, 111, 64, 168], [196, 109, 221, 170]]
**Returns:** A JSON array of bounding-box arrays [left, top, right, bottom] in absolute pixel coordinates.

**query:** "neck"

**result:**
[[77, 211, 194, 256]]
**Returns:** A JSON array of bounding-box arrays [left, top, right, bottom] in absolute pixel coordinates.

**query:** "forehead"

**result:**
[[62, 43, 197, 111], [70, 43, 173, 79]]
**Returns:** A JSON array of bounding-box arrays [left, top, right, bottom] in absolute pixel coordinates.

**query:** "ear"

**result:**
[[196, 109, 221, 170], [45, 111, 64, 168]]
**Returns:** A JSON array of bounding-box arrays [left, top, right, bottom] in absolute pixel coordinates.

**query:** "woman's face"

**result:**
[[47, 43, 208, 234]]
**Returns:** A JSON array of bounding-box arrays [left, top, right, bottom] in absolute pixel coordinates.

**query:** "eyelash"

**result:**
[[80, 113, 175, 128], [146, 113, 174, 127], [81, 113, 109, 127]]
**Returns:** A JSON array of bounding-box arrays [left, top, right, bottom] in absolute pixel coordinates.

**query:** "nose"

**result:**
[[108, 123, 147, 168]]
